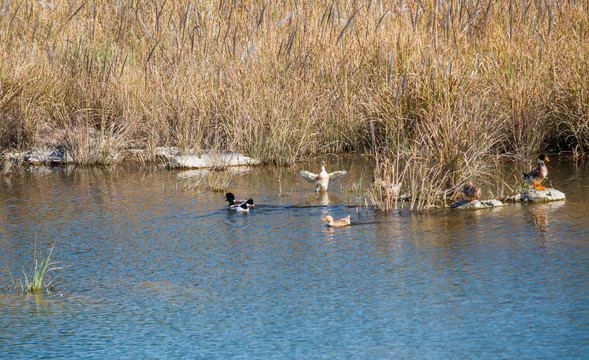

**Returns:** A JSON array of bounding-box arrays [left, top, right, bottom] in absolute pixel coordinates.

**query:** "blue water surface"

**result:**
[[1, 157, 588, 359]]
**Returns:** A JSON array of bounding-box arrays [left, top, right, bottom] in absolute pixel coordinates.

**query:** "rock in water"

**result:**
[[506, 188, 566, 203], [24, 145, 72, 165], [449, 199, 506, 210], [166, 150, 260, 169]]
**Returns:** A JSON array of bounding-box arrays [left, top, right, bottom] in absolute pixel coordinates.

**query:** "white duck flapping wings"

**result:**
[[298, 161, 348, 192]]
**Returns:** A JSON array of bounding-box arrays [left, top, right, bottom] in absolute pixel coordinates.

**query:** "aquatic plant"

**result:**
[[8, 242, 58, 294], [370, 144, 506, 214], [345, 169, 368, 213]]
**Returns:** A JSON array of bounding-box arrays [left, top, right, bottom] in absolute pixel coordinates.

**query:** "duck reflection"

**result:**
[[301, 192, 333, 206], [525, 201, 565, 233], [315, 192, 331, 206], [530, 207, 548, 232]]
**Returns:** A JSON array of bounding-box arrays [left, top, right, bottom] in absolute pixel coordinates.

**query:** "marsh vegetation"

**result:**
[[1, 0, 587, 211]]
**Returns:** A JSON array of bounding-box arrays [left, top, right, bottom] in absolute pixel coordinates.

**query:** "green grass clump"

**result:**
[[8, 242, 58, 294]]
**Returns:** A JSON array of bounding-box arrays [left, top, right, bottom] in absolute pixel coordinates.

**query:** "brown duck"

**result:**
[[523, 154, 549, 190], [322, 215, 351, 227], [462, 182, 480, 201]]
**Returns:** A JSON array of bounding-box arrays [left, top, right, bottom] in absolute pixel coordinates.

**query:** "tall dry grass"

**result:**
[[1, 1, 586, 156], [0, 1, 587, 174]]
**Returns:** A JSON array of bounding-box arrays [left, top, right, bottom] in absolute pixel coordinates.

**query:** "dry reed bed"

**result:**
[[1, 1, 588, 210]]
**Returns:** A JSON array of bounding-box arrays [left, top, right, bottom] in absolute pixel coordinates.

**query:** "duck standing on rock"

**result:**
[[298, 161, 348, 192], [462, 182, 480, 201], [523, 154, 550, 190], [322, 215, 351, 227], [225, 192, 254, 212]]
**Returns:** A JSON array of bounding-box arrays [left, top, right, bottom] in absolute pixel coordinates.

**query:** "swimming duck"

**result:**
[[462, 182, 480, 201], [298, 161, 348, 192], [322, 215, 351, 227], [225, 192, 254, 212], [523, 154, 550, 190]]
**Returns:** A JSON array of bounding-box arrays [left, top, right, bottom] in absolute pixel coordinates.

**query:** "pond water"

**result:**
[[1, 155, 588, 359]]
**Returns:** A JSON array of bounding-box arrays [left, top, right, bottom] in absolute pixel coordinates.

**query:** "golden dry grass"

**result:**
[[1, 1, 587, 160], [1, 1, 588, 207]]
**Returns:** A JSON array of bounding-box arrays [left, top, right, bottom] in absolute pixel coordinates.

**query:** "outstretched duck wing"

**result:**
[[328, 170, 348, 181], [298, 170, 318, 183]]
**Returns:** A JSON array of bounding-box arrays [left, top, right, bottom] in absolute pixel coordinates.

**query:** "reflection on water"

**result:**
[[1, 157, 588, 358], [524, 201, 565, 233]]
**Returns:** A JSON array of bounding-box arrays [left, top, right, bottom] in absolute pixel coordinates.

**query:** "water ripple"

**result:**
[[1, 162, 588, 359]]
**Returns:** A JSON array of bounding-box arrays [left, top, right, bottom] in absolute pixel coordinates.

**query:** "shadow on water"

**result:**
[[1, 156, 588, 358]]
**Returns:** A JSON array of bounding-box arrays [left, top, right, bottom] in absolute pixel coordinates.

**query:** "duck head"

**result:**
[[225, 192, 235, 205]]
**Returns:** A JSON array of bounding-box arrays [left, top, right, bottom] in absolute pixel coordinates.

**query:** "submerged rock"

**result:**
[[166, 150, 260, 169], [505, 188, 566, 202], [450, 199, 506, 210], [25, 165, 75, 175], [177, 166, 253, 179]]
